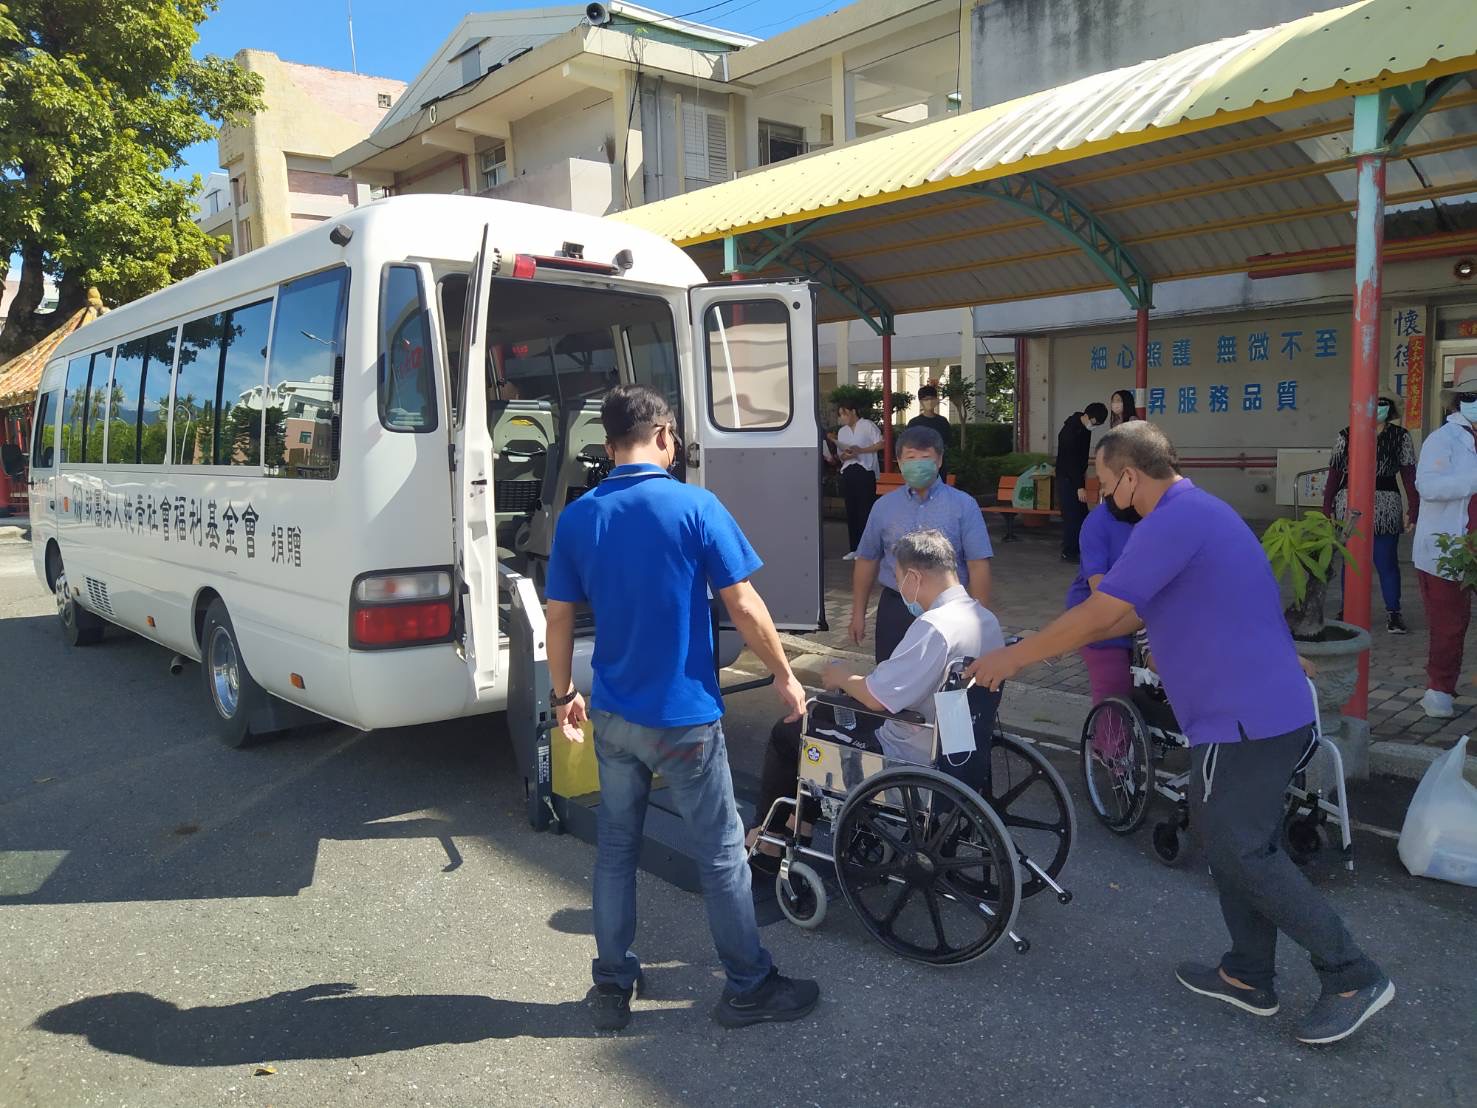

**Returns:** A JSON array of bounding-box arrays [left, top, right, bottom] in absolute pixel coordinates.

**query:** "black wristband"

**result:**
[[550, 688, 578, 708]]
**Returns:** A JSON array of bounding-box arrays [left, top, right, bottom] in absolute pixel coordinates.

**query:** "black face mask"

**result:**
[[1105, 472, 1142, 525]]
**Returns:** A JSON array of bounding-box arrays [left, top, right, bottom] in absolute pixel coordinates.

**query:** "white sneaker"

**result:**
[[842, 551, 858, 561], [1422, 688, 1455, 719]]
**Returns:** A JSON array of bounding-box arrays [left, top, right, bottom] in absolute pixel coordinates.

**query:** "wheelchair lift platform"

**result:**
[[501, 565, 774, 896]]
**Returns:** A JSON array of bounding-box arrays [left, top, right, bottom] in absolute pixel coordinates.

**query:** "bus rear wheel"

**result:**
[[200, 599, 268, 749], [51, 550, 103, 647]]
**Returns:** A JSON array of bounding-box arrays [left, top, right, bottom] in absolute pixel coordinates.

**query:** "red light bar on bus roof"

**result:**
[[510, 253, 624, 278]]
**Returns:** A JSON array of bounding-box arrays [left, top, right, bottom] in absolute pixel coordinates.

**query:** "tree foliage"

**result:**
[[0, 0, 263, 358]]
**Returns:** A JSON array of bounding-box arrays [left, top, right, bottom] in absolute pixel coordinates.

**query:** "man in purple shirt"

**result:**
[[969, 421, 1392, 1047]]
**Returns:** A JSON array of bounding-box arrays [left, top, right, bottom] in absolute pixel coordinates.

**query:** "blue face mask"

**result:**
[[1461, 400, 1477, 425], [1377, 403, 1391, 422], [902, 570, 925, 617], [899, 458, 939, 490]]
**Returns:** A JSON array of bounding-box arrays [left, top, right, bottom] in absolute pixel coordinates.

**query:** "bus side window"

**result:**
[[138, 328, 177, 465], [379, 265, 437, 432], [60, 355, 90, 464], [264, 266, 350, 480]]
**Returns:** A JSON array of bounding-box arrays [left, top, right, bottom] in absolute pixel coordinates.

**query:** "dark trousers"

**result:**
[[756, 709, 882, 830], [1339, 532, 1402, 613], [1188, 726, 1381, 994], [1418, 570, 1472, 694], [841, 465, 876, 553], [1060, 489, 1088, 558], [875, 586, 917, 664]]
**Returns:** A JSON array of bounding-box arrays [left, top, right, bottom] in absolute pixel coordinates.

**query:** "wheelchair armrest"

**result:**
[[810, 690, 926, 726]]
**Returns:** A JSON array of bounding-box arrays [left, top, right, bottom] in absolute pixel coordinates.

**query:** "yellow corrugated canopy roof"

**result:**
[[0, 293, 105, 409], [616, 0, 1477, 250]]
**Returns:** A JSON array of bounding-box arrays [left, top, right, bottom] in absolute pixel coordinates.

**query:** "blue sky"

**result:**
[[176, 0, 846, 185]]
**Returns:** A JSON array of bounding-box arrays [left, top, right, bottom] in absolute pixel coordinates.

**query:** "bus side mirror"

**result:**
[[0, 443, 24, 478]]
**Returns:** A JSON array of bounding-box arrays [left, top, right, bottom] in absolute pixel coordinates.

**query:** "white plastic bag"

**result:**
[[1397, 736, 1477, 887]]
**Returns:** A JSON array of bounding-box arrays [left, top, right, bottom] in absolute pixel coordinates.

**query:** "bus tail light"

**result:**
[[350, 568, 454, 649], [510, 253, 622, 278]]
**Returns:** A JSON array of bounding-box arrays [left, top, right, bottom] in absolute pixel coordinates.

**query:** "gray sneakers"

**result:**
[[1294, 976, 1396, 1045], [1175, 962, 1279, 1016]]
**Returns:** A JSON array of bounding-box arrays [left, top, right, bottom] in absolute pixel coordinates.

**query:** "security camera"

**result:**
[[586, 3, 612, 26]]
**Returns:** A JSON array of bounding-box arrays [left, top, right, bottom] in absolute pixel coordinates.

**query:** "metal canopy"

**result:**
[[616, 0, 1477, 326]]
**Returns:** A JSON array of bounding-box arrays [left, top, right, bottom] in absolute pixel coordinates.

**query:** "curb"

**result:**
[[775, 636, 1477, 785]]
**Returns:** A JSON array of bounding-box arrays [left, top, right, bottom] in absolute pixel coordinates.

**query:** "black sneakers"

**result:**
[[712, 967, 820, 1028], [1387, 611, 1409, 634], [1295, 976, 1396, 1045], [1175, 962, 1279, 1016], [586, 973, 644, 1031]]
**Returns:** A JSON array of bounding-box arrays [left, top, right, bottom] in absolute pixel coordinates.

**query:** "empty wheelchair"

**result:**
[[1079, 656, 1353, 870], [749, 663, 1075, 965]]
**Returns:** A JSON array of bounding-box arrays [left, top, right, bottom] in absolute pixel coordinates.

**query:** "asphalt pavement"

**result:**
[[1, 540, 1474, 1108]]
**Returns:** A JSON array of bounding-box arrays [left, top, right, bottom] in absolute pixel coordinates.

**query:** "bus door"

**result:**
[[454, 227, 502, 695], [688, 281, 825, 632], [25, 368, 64, 563]]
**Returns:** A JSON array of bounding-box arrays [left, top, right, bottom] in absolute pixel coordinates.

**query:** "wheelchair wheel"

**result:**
[[776, 862, 828, 930], [834, 767, 1019, 966], [1282, 808, 1323, 867], [985, 734, 1075, 899], [1080, 697, 1153, 835]]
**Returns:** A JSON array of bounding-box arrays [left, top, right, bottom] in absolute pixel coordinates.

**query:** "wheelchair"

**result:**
[[1078, 651, 1354, 871], [748, 662, 1076, 965]]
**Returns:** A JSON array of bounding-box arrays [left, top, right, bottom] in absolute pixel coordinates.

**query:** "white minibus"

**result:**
[[16, 195, 824, 745]]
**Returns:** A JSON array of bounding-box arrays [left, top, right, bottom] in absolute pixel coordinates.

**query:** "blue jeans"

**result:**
[[589, 709, 773, 995], [1339, 532, 1401, 613]]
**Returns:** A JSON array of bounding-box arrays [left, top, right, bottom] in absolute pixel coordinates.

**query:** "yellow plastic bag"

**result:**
[[552, 720, 601, 798]]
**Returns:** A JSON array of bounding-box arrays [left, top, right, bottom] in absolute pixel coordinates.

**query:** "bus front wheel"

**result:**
[[51, 550, 103, 648], [200, 599, 267, 749]]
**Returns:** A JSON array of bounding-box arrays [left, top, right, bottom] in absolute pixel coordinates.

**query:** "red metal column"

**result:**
[[1135, 307, 1149, 414], [881, 331, 894, 471], [1346, 151, 1387, 720]]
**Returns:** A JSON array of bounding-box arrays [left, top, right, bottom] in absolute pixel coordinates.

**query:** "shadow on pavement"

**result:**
[[33, 982, 685, 1063]]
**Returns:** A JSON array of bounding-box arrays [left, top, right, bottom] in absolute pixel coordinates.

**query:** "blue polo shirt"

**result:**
[[856, 479, 993, 591], [545, 463, 762, 728], [1097, 478, 1314, 746]]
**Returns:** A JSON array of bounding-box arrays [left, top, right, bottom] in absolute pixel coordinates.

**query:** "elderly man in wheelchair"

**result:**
[[746, 529, 1076, 964]]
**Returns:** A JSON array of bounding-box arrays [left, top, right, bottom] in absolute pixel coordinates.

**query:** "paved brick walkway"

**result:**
[[814, 518, 1477, 752]]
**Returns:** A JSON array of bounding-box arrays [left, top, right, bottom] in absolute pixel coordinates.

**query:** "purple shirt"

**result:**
[[1097, 478, 1313, 745], [1065, 504, 1135, 650]]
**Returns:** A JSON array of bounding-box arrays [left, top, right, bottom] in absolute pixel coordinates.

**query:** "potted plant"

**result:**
[[1260, 511, 1371, 738], [1435, 531, 1477, 590]]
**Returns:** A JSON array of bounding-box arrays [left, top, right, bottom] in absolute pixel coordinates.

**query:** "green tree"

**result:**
[[0, 1, 263, 358]]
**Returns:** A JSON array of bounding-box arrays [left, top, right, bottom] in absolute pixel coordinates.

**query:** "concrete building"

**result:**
[[331, 1, 985, 417], [191, 171, 236, 258], [217, 51, 406, 254]]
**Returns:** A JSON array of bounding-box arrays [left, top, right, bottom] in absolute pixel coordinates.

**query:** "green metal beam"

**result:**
[[1385, 75, 1462, 153], [965, 175, 1153, 310], [725, 230, 895, 336]]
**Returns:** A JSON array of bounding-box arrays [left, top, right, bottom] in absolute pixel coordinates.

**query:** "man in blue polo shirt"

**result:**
[[849, 425, 993, 662], [968, 421, 1392, 1047], [544, 384, 818, 1033]]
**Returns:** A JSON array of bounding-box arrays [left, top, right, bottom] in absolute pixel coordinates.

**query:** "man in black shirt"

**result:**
[[1056, 401, 1109, 562], [908, 385, 952, 479]]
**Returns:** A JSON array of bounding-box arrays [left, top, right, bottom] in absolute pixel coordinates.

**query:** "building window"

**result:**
[[377, 92, 392, 108], [479, 143, 508, 191], [758, 120, 806, 166], [683, 104, 729, 191], [298, 430, 312, 444]]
